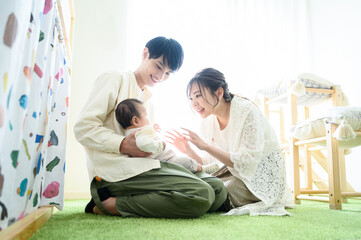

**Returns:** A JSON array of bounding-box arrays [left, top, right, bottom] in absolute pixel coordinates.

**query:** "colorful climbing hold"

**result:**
[[23, 66, 31, 80], [0, 103, 4, 127], [48, 130, 58, 147], [7, 86, 12, 109], [39, 31, 44, 42], [11, 150, 19, 168], [3, 73, 8, 92], [4, 13, 18, 48], [43, 0, 53, 15], [19, 95, 28, 109], [34, 63, 43, 78], [42, 181, 60, 198], [46, 156, 60, 172], [33, 193, 38, 206], [35, 134, 43, 143], [36, 153, 42, 175], [17, 178, 28, 197], [22, 139, 30, 160], [55, 68, 63, 81]]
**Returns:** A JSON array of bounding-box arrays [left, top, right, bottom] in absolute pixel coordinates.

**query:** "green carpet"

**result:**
[[30, 199, 361, 240]]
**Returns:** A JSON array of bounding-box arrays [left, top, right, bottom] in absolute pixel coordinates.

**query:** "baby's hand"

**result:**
[[153, 123, 161, 133]]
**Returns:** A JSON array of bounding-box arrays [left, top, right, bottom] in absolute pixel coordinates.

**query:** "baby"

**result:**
[[115, 98, 219, 174]]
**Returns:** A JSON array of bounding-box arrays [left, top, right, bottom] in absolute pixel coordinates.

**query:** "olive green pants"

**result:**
[[91, 162, 227, 218]]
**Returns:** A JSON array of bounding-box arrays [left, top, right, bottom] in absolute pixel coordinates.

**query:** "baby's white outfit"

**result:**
[[125, 125, 199, 173]]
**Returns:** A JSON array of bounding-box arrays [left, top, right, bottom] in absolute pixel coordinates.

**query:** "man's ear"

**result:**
[[131, 116, 139, 126], [142, 47, 150, 61]]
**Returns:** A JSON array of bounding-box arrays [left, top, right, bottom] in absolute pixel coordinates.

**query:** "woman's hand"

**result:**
[[165, 129, 192, 155], [181, 127, 209, 151]]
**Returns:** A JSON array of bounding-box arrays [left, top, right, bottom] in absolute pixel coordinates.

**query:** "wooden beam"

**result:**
[[304, 145, 313, 189], [296, 195, 329, 202], [305, 88, 334, 94], [279, 107, 286, 142], [300, 190, 329, 194], [326, 123, 342, 210], [0, 206, 56, 240], [308, 146, 327, 151], [295, 137, 327, 146], [291, 137, 301, 204], [341, 192, 361, 197], [263, 97, 269, 118]]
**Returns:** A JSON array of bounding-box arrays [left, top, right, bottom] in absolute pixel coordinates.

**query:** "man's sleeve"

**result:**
[[73, 71, 125, 154]]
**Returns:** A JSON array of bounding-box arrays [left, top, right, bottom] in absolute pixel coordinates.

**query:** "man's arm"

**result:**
[[74, 71, 149, 157], [120, 131, 152, 157]]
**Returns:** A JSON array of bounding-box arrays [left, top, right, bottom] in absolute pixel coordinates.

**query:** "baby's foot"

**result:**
[[202, 163, 220, 174]]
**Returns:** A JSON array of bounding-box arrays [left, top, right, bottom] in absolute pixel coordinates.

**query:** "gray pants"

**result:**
[[91, 161, 227, 218], [212, 165, 260, 211]]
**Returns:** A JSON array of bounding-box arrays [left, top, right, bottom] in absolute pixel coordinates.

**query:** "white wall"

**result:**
[[309, 0, 361, 191], [64, 0, 129, 199], [65, 0, 361, 198]]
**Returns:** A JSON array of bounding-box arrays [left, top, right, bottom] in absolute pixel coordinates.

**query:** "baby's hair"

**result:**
[[115, 98, 143, 129]]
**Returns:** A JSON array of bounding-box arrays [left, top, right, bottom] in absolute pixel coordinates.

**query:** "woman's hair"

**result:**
[[115, 98, 143, 129], [146, 36, 184, 72], [187, 68, 234, 107]]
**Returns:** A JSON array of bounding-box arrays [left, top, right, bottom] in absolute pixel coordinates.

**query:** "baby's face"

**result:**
[[136, 104, 150, 127]]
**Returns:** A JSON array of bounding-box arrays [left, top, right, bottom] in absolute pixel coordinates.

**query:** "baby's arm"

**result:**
[[135, 132, 164, 154]]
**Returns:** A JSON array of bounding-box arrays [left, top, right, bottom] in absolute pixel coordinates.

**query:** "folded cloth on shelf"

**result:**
[[291, 107, 361, 148], [256, 73, 348, 106]]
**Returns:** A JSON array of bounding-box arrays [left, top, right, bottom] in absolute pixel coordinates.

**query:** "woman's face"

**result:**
[[188, 83, 218, 118]]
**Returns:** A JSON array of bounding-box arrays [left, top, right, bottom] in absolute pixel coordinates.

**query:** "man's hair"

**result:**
[[146, 36, 184, 72], [115, 98, 143, 129]]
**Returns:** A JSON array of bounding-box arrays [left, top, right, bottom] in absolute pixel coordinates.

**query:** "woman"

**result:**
[[167, 68, 293, 216]]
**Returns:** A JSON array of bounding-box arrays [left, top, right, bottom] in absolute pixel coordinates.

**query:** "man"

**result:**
[[74, 36, 227, 218]]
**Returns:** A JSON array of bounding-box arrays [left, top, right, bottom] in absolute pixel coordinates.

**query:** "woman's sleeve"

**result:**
[[73, 71, 125, 154], [230, 110, 265, 179]]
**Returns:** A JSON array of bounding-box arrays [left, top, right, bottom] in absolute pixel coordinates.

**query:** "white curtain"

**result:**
[[0, 0, 70, 230], [120, 0, 312, 131]]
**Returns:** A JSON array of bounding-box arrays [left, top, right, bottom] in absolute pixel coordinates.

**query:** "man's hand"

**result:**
[[119, 131, 151, 157]]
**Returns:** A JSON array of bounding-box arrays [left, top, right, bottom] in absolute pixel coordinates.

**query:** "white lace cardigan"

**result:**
[[201, 96, 294, 216]]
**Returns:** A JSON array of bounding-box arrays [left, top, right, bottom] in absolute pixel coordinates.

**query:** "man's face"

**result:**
[[140, 49, 173, 88]]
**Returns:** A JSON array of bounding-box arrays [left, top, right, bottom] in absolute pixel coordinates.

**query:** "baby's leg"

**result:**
[[168, 156, 199, 173]]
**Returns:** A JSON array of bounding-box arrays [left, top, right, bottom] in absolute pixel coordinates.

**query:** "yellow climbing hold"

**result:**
[[23, 139, 31, 160], [3, 73, 8, 92]]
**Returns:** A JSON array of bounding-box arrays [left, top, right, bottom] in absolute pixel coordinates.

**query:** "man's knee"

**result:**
[[186, 181, 215, 217], [213, 177, 228, 201]]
